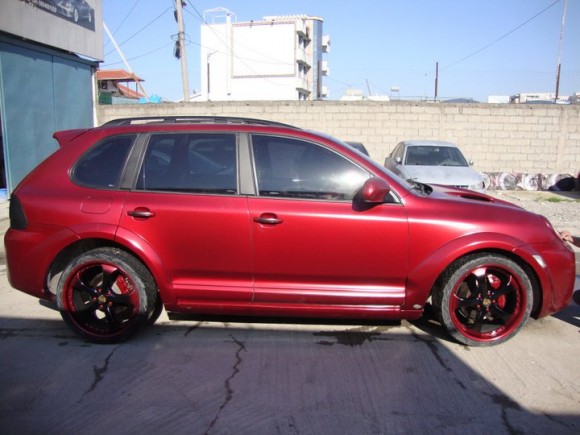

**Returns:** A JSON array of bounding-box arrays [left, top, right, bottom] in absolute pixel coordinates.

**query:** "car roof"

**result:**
[[400, 140, 459, 148], [101, 116, 300, 129]]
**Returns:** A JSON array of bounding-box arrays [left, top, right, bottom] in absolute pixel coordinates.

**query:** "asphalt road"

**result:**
[[0, 193, 578, 434], [1, 264, 579, 434]]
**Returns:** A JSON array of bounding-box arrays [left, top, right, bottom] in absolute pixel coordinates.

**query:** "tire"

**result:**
[[147, 292, 164, 325], [56, 248, 158, 343], [433, 253, 533, 346]]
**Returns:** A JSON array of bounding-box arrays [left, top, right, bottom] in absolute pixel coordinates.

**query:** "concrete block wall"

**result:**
[[97, 101, 580, 176]]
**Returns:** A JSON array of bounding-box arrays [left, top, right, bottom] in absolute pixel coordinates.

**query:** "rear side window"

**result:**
[[72, 135, 135, 188], [136, 133, 237, 194]]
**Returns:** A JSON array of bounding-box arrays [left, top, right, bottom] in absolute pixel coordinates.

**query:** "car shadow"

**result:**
[[547, 187, 579, 199], [552, 300, 580, 328], [1, 315, 579, 434]]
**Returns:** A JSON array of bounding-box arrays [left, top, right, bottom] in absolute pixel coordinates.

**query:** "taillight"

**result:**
[[9, 195, 28, 230]]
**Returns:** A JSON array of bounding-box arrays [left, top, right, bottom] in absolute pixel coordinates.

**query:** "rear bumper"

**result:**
[[4, 225, 80, 300]]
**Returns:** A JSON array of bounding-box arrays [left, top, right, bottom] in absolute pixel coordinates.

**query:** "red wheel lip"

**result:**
[[61, 260, 140, 340], [448, 263, 527, 343]]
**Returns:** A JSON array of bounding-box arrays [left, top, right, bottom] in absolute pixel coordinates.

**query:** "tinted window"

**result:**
[[73, 135, 135, 188], [136, 133, 237, 194], [252, 135, 369, 200]]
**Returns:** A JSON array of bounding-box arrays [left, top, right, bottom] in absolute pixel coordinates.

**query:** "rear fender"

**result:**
[[113, 226, 176, 305], [46, 223, 173, 303]]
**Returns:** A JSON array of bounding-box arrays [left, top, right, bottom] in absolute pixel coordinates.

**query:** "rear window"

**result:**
[[72, 135, 136, 188]]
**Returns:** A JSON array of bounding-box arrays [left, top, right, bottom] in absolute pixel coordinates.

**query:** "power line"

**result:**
[[104, 1, 141, 50], [442, 0, 562, 70], [185, 6, 280, 62], [184, 5, 296, 82], [109, 0, 141, 40], [105, 7, 173, 57], [101, 41, 177, 67]]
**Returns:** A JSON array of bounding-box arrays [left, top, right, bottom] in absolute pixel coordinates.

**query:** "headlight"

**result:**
[[469, 181, 485, 190]]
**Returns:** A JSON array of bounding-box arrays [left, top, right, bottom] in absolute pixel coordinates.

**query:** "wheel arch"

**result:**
[[405, 233, 542, 316], [429, 248, 542, 318], [430, 250, 536, 346], [47, 235, 174, 306], [56, 246, 158, 343]]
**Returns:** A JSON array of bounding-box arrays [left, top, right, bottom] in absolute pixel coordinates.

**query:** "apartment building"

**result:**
[[200, 12, 330, 101]]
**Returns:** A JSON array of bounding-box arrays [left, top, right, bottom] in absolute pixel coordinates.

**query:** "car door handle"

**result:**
[[127, 207, 156, 219], [253, 213, 283, 225]]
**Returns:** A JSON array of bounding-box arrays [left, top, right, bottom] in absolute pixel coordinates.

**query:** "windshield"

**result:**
[[405, 146, 468, 167]]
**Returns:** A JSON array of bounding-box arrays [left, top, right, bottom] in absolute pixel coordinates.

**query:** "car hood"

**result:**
[[429, 184, 509, 205], [404, 165, 483, 187], [421, 184, 558, 245]]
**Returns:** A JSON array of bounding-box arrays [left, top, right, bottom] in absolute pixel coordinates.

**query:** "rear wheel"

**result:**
[[433, 253, 533, 346], [57, 248, 158, 343]]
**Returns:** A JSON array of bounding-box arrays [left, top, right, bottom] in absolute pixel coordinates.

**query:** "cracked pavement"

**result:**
[[0, 192, 578, 434], [0, 174, 580, 435], [1, 271, 579, 434]]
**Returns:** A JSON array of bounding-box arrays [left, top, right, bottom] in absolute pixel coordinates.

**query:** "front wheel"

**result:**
[[57, 248, 158, 343], [433, 254, 533, 346]]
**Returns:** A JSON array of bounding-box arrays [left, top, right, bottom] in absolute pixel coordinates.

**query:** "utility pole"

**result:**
[[174, 0, 190, 100], [555, 0, 568, 101], [434, 62, 439, 102]]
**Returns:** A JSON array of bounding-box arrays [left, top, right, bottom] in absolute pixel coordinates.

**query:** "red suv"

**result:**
[[5, 117, 575, 345]]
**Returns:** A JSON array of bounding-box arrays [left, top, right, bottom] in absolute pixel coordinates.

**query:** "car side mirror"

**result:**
[[358, 177, 391, 203], [395, 156, 402, 164], [469, 160, 474, 166]]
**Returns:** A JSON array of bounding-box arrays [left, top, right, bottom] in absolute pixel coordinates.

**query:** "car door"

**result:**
[[248, 134, 409, 308], [119, 132, 253, 305]]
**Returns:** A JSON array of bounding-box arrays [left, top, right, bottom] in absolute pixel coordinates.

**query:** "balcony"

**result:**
[[322, 35, 331, 53], [295, 48, 310, 67], [295, 77, 311, 93], [296, 21, 311, 42]]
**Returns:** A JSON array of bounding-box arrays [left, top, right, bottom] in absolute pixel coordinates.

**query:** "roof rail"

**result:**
[[102, 116, 299, 129]]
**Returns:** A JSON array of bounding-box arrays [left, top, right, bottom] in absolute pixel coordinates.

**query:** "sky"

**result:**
[[101, 0, 580, 102]]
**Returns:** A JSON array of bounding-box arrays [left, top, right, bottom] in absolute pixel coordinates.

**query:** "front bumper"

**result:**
[[514, 238, 576, 318]]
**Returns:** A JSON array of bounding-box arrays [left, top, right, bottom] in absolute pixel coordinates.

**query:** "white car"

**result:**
[[384, 140, 486, 193]]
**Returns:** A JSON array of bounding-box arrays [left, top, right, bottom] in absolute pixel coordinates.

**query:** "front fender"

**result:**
[[512, 241, 575, 317], [404, 232, 529, 310]]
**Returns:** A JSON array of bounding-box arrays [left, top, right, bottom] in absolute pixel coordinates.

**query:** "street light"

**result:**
[[206, 51, 216, 101], [555, 0, 568, 101]]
